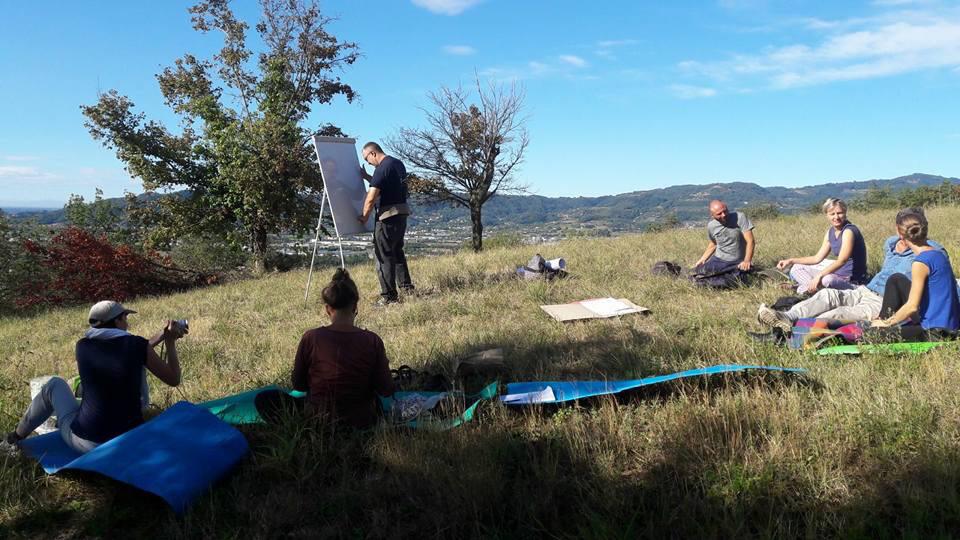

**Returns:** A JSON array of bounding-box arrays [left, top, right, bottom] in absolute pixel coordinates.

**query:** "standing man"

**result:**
[[693, 199, 755, 273], [359, 142, 414, 305]]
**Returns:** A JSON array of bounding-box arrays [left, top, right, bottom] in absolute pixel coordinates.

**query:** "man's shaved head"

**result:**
[[709, 200, 728, 222]]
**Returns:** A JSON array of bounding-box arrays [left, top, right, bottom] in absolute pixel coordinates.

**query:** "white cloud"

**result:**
[[597, 39, 638, 48], [2, 155, 38, 162], [677, 10, 960, 92], [559, 55, 588, 68], [442, 45, 476, 55], [0, 165, 57, 180], [669, 84, 718, 99], [411, 0, 483, 15]]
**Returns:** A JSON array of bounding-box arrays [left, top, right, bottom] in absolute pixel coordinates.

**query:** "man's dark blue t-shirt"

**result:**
[[71, 335, 148, 443], [369, 155, 407, 209]]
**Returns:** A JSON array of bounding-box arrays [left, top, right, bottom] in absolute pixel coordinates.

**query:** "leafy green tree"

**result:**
[[81, 0, 359, 272], [64, 188, 129, 242], [744, 202, 780, 221], [0, 212, 48, 313], [391, 79, 529, 252], [852, 184, 897, 210]]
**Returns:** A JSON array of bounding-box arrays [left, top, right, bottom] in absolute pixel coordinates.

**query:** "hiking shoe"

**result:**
[[757, 304, 793, 333]]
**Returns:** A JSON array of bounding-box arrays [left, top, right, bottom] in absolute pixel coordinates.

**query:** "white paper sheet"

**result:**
[[578, 297, 638, 317]]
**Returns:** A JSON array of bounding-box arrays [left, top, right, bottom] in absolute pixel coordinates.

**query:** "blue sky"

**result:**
[[2, 0, 960, 207]]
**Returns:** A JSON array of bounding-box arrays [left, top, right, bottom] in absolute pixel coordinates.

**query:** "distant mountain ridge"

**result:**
[[6, 173, 958, 228], [415, 173, 959, 228]]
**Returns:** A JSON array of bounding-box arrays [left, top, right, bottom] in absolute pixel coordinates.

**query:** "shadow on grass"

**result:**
[[7, 381, 959, 539]]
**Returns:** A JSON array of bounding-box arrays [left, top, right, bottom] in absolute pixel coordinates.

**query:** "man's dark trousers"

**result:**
[[374, 215, 414, 301]]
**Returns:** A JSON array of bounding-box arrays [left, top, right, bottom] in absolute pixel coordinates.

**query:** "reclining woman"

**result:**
[[255, 269, 395, 428], [868, 211, 960, 341], [4, 301, 186, 452], [777, 197, 868, 295]]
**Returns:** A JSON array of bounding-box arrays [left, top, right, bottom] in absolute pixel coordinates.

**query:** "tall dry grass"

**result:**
[[2, 206, 960, 538]]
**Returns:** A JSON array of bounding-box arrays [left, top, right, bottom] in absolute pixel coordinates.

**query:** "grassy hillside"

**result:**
[[3, 207, 960, 538]]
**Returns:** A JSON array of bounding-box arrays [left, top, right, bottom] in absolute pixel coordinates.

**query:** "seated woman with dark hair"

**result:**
[[777, 197, 868, 294], [3, 301, 186, 453], [256, 269, 395, 428], [869, 211, 960, 341]]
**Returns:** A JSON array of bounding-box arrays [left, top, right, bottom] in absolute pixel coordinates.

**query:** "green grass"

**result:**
[[3, 207, 960, 538]]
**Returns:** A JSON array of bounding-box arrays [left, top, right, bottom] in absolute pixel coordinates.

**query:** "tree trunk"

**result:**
[[251, 222, 268, 274], [470, 204, 483, 252]]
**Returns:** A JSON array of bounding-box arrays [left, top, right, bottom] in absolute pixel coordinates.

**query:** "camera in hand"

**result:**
[[173, 319, 189, 333]]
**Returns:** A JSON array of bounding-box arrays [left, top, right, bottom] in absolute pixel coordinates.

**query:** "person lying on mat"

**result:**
[[4, 301, 186, 453], [757, 207, 951, 332], [867, 211, 960, 342], [776, 197, 868, 294], [255, 269, 395, 428], [692, 199, 755, 272]]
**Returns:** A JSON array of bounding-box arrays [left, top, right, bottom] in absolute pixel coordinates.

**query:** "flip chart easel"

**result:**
[[303, 136, 373, 302]]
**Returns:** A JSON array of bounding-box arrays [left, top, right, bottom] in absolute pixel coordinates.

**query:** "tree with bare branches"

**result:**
[[389, 80, 529, 251]]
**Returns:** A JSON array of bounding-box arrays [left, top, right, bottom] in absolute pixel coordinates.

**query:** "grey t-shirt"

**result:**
[[707, 212, 754, 262]]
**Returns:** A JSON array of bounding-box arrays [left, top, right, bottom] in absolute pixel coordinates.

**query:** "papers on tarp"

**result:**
[[501, 386, 556, 405], [19, 402, 249, 515], [540, 297, 649, 322]]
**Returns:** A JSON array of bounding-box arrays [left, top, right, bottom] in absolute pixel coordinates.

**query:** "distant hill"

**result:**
[[6, 173, 957, 229], [415, 173, 959, 228]]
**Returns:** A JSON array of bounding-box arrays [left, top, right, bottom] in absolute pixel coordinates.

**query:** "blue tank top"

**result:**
[[828, 222, 868, 284], [71, 335, 148, 443], [915, 249, 960, 331]]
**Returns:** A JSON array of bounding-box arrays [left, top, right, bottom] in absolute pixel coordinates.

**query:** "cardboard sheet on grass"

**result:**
[[501, 364, 806, 405], [199, 383, 499, 430], [817, 341, 948, 356], [541, 297, 649, 322], [19, 402, 249, 515]]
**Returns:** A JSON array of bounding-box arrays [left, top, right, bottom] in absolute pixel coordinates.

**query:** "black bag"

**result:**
[[651, 261, 682, 276]]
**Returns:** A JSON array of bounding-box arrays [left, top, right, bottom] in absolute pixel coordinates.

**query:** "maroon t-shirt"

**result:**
[[291, 326, 395, 428]]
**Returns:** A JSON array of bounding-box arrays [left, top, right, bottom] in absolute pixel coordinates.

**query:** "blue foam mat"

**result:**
[[501, 364, 806, 405], [19, 401, 249, 514]]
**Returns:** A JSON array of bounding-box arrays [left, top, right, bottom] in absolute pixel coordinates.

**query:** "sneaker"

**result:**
[[757, 304, 793, 333]]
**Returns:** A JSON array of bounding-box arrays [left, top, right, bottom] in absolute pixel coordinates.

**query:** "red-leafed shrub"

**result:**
[[17, 227, 194, 309]]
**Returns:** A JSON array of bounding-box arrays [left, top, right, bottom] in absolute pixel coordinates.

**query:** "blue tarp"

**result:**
[[19, 401, 249, 515], [501, 364, 805, 405]]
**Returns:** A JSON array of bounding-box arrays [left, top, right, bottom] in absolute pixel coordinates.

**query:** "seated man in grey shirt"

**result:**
[[757, 207, 954, 332], [693, 199, 755, 273]]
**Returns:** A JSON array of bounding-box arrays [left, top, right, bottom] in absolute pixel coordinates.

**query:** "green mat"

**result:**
[[197, 385, 306, 424], [816, 342, 947, 356], [198, 383, 498, 430]]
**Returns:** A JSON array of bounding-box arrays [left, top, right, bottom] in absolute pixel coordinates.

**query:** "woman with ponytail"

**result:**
[[869, 210, 960, 341], [255, 269, 395, 428]]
